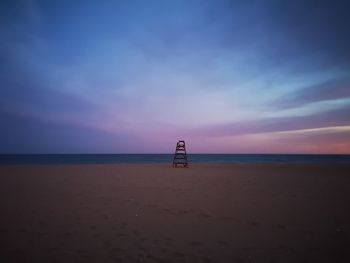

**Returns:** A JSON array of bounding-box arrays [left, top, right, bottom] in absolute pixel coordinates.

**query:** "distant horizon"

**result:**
[[1, 153, 350, 155]]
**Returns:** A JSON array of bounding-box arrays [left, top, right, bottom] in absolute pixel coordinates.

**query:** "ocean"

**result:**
[[0, 154, 350, 165]]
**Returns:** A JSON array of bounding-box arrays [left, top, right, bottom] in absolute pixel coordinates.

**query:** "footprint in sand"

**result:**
[[198, 213, 211, 218], [38, 220, 47, 226], [103, 241, 112, 247], [247, 221, 260, 227], [276, 224, 287, 230], [187, 241, 203, 247], [164, 237, 173, 243], [217, 240, 230, 247], [27, 239, 35, 244], [172, 251, 185, 257], [12, 248, 25, 256], [0, 228, 8, 233], [93, 233, 101, 238], [160, 247, 168, 254], [202, 256, 215, 263], [242, 247, 256, 252], [113, 247, 125, 253], [301, 229, 314, 236], [154, 257, 172, 263], [113, 257, 123, 262], [46, 247, 57, 252], [277, 245, 287, 250], [219, 216, 239, 222], [132, 229, 140, 236], [135, 242, 146, 250], [37, 231, 48, 236]]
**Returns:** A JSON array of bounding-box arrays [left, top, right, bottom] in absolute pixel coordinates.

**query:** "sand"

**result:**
[[0, 164, 349, 263]]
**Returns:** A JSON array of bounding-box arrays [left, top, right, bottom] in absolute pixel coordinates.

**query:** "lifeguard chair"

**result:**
[[173, 140, 188, 167]]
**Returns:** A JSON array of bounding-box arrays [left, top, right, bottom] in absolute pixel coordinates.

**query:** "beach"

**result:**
[[0, 164, 349, 263]]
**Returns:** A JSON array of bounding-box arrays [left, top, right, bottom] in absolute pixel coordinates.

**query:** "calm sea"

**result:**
[[0, 154, 350, 165]]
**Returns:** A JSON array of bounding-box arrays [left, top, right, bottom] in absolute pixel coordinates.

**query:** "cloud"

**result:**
[[0, 0, 106, 129], [198, 104, 350, 137], [0, 110, 140, 153], [0, 37, 103, 128], [261, 0, 350, 70], [275, 77, 350, 109]]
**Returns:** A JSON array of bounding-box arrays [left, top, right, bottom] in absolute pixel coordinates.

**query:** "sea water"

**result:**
[[1, 154, 350, 165]]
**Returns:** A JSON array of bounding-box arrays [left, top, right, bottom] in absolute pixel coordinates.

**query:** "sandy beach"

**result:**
[[0, 164, 349, 263]]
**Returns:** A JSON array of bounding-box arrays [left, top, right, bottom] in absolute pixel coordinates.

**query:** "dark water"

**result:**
[[0, 154, 350, 165]]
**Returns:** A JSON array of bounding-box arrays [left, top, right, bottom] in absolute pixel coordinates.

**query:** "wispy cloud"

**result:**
[[0, 110, 141, 154], [275, 77, 350, 109], [198, 125, 350, 154], [197, 105, 350, 137]]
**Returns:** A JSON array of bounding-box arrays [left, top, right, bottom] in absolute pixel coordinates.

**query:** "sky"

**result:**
[[1, 0, 350, 154]]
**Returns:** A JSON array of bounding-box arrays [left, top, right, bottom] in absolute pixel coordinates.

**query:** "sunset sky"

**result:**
[[1, 0, 350, 153]]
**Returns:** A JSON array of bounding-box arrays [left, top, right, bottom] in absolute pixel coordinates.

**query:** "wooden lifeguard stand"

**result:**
[[173, 140, 188, 167]]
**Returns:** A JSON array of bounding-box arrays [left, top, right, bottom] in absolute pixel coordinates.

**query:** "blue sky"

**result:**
[[1, 0, 350, 153]]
